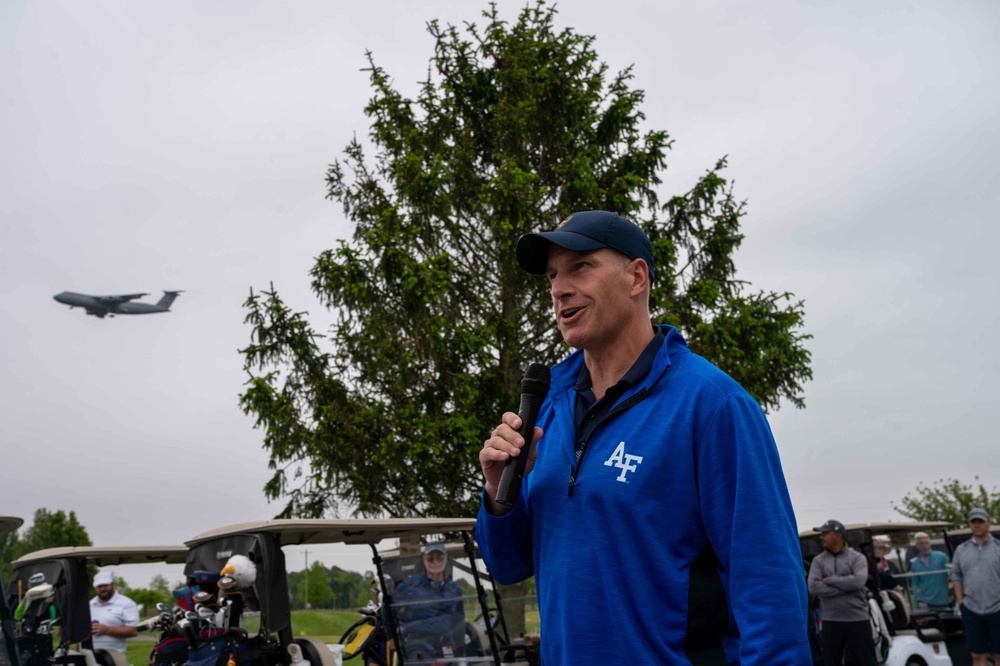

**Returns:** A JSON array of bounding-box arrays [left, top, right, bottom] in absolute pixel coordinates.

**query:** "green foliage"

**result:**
[[0, 529, 19, 582], [119, 574, 176, 614], [287, 564, 370, 610], [326, 566, 373, 610], [1, 508, 92, 580], [892, 477, 1000, 528], [20, 508, 91, 553], [240, 1, 812, 520]]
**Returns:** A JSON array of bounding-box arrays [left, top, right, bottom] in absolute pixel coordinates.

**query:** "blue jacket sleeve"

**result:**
[[476, 488, 535, 585], [698, 393, 810, 665]]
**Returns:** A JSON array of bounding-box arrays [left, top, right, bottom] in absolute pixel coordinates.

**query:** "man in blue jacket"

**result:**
[[390, 543, 466, 659], [477, 211, 810, 665]]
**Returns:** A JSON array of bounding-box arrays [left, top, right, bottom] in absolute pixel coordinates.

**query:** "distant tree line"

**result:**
[[286, 562, 371, 610]]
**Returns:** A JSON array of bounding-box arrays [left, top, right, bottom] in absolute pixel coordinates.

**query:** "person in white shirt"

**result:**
[[89, 571, 139, 652]]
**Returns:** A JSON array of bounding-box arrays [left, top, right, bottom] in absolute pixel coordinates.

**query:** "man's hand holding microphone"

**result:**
[[480, 364, 550, 515]]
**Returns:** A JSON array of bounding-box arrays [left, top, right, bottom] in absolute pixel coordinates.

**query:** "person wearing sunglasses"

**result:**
[[390, 543, 466, 659]]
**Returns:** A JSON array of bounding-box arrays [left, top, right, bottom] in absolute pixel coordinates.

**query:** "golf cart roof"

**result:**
[[185, 518, 477, 548], [798, 520, 951, 538], [0, 516, 22, 538], [12, 545, 189, 567]]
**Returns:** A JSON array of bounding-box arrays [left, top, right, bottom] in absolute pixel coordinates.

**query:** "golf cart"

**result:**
[[2, 516, 25, 666], [183, 518, 531, 666], [6, 545, 189, 666], [801, 521, 954, 666]]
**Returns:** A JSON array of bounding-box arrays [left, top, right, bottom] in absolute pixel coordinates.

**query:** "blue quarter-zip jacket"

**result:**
[[477, 325, 809, 665]]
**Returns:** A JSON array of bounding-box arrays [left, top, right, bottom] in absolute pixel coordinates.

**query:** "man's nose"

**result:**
[[550, 275, 572, 298]]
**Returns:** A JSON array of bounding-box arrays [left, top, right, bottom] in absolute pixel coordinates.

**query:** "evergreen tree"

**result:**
[[240, 1, 811, 520]]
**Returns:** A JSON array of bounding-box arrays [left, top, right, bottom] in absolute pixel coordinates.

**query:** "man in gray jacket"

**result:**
[[807, 519, 877, 666], [952, 507, 1000, 666]]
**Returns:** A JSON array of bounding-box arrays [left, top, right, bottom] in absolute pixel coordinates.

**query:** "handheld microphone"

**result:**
[[495, 363, 551, 506]]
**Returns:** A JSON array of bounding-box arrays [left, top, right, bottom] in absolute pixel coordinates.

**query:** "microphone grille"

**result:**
[[522, 363, 551, 394]]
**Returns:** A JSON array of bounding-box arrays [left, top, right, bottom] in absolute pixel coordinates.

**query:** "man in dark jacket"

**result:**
[[390, 543, 465, 659], [807, 519, 877, 666]]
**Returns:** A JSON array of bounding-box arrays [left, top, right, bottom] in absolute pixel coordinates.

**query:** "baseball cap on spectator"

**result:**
[[968, 507, 992, 522], [93, 571, 114, 587], [424, 543, 447, 555], [814, 519, 846, 534]]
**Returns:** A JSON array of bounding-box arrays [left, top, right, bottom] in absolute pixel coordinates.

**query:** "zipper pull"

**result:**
[[568, 475, 576, 497]]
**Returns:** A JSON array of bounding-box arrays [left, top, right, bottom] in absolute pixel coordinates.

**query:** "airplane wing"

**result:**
[[85, 309, 107, 318], [94, 293, 148, 305]]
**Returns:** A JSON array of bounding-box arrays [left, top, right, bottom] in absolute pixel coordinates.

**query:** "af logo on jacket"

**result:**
[[604, 441, 643, 482]]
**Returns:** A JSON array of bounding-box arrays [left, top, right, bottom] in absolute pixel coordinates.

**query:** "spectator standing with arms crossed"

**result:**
[[477, 211, 810, 665], [807, 519, 877, 666], [952, 508, 1000, 666], [89, 571, 138, 653]]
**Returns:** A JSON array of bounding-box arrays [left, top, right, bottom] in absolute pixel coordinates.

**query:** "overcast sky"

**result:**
[[2, 0, 998, 587]]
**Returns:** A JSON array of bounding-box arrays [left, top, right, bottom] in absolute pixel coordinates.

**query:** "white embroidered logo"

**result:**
[[604, 441, 643, 483]]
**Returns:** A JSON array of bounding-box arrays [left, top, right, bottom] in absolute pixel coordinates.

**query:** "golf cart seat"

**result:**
[[880, 589, 910, 631], [93, 647, 129, 666]]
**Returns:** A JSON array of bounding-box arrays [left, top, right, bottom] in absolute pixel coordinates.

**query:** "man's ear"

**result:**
[[628, 258, 650, 297]]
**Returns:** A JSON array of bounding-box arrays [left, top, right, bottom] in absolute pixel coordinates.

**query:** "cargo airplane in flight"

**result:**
[[53, 290, 183, 318]]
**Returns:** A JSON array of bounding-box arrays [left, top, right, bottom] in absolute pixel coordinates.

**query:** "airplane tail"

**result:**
[[157, 290, 183, 310]]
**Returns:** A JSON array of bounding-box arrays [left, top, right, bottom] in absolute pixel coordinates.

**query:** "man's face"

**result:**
[[95, 583, 114, 602], [423, 550, 447, 577], [915, 535, 932, 555], [819, 531, 843, 550], [546, 246, 639, 351], [970, 518, 992, 538]]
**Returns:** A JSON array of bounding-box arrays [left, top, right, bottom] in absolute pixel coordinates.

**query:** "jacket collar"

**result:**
[[550, 324, 687, 396]]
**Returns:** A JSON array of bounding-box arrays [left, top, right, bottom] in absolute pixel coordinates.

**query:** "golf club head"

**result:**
[[193, 590, 215, 605]]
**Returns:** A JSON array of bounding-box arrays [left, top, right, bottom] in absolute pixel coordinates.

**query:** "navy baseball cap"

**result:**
[[516, 211, 655, 282], [424, 542, 447, 555]]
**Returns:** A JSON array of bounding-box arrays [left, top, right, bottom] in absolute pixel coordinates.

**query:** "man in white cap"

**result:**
[[952, 508, 1000, 666], [89, 571, 139, 652]]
